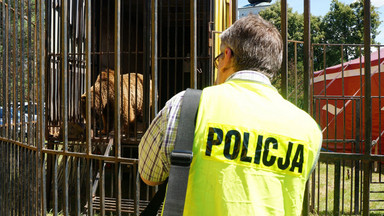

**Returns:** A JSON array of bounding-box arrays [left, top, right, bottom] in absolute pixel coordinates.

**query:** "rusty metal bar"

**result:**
[[38, 0, 46, 214], [115, 0, 122, 215], [280, 0, 288, 99], [303, 0, 311, 214], [151, 0, 158, 116], [85, 0, 92, 154], [334, 161, 341, 215], [99, 160, 105, 216], [53, 155, 58, 215], [20, 0, 25, 143], [134, 0, 139, 139], [87, 158, 93, 215], [294, 42, 298, 104], [303, 0, 311, 113], [60, 0, 69, 214], [363, 0, 372, 215], [76, 157, 81, 215], [1, 0, 5, 139], [191, 0, 197, 89], [134, 163, 140, 215], [114, 0, 121, 157], [0, 141, 3, 214], [12, 0, 18, 141], [232, 0, 237, 23], [85, 1, 93, 212], [27, 0, 32, 146], [378, 46, 382, 156]]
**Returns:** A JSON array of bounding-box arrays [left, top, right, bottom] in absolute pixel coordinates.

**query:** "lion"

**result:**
[[80, 69, 152, 135]]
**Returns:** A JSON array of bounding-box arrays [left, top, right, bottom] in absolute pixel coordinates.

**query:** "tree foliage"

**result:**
[[260, 0, 381, 68], [258, 0, 381, 107]]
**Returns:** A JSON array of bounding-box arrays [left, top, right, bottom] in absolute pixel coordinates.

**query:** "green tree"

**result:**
[[320, 0, 381, 67], [259, 1, 381, 107], [259, 2, 324, 107]]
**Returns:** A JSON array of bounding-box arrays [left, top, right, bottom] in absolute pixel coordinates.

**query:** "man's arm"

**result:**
[[140, 176, 165, 186], [138, 91, 185, 186]]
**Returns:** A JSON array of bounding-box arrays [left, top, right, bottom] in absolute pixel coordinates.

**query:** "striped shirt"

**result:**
[[138, 70, 272, 183]]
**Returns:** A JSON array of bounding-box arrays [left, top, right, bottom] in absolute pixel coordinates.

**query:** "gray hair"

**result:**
[[220, 14, 283, 78]]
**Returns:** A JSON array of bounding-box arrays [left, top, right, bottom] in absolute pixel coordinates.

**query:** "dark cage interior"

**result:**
[[46, 0, 151, 144], [44, 0, 212, 214]]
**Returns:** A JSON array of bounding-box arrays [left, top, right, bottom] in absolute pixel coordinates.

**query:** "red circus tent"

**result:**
[[313, 48, 384, 155]]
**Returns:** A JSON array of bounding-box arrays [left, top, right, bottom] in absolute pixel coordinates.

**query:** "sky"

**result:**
[[238, 0, 384, 44]]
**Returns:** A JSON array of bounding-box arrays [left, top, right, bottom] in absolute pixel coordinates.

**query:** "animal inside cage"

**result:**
[[43, 0, 213, 214]]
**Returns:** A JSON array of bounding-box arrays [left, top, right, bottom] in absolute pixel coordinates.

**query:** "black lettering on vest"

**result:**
[[224, 130, 241, 160], [205, 127, 223, 156], [254, 135, 263, 164], [278, 142, 293, 170], [240, 132, 252, 163], [290, 144, 304, 173], [263, 137, 277, 167]]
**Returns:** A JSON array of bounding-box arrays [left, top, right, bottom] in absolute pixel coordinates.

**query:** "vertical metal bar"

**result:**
[[99, 160, 105, 216], [76, 158, 81, 216], [143, 0, 151, 126], [54, 155, 58, 215], [1, 0, 6, 139], [302, 0, 311, 214], [280, 0, 288, 99], [61, 0, 68, 151], [166, 0, 170, 97], [135, 0, 139, 138], [17, 145, 21, 216], [61, 0, 69, 214], [363, 0, 372, 215], [190, 0, 197, 89], [27, 0, 32, 146], [323, 45, 327, 96], [20, 0, 25, 144], [378, 46, 382, 156], [6, 141, 9, 216], [0, 142, 3, 215], [38, 0, 46, 214], [231, 0, 237, 23], [303, 0, 311, 113], [85, 1, 92, 214], [115, 0, 121, 157], [151, 0, 158, 116], [85, 0, 92, 154], [354, 99, 361, 214], [295, 42, 299, 104], [13, 0, 18, 142], [87, 159, 93, 216], [6, 0, 10, 140], [114, 0, 122, 215], [134, 163, 140, 216], [334, 161, 341, 215], [174, 0, 178, 95]]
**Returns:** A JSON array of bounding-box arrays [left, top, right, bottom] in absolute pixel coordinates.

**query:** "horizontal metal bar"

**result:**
[[42, 149, 138, 164], [320, 152, 384, 161], [0, 137, 138, 164], [313, 43, 384, 47]]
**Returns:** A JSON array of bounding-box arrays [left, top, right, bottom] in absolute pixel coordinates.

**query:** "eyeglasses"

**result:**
[[214, 52, 224, 69]]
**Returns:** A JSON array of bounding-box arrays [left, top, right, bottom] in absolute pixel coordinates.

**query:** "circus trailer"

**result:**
[[313, 48, 384, 155]]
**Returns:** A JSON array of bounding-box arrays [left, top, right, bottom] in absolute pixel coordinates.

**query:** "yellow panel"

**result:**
[[214, 0, 235, 80]]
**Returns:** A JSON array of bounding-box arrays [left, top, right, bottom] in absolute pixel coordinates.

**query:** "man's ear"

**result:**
[[221, 47, 234, 72]]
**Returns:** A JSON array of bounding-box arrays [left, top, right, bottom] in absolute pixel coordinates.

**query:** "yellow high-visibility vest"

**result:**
[[182, 78, 322, 215]]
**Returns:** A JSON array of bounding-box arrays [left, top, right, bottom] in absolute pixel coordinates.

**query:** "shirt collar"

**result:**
[[225, 70, 272, 85]]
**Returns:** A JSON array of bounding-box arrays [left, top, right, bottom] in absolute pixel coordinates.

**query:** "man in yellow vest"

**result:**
[[139, 14, 322, 215]]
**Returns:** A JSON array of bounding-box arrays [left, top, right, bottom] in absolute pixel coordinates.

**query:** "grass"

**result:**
[[45, 161, 384, 216], [309, 162, 384, 215]]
